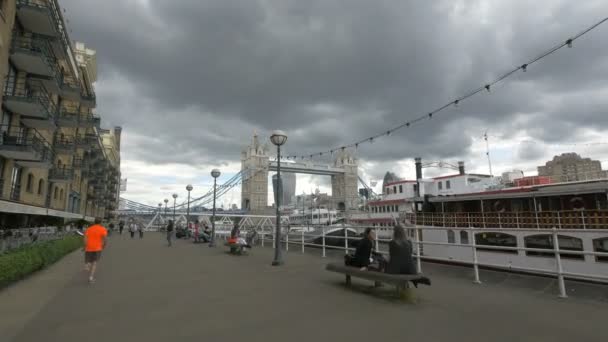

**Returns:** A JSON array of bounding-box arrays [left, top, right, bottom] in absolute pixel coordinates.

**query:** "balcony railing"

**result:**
[[0, 125, 54, 166], [10, 33, 59, 78], [403, 210, 608, 230], [3, 79, 56, 127], [48, 167, 74, 183], [53, 136, 74, 153]]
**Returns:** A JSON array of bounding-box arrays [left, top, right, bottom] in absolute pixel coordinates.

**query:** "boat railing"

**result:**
[[210, 220, 608, 298], [402, 210, 608, 229]]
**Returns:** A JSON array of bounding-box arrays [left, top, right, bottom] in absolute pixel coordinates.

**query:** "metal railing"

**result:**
[[10, 33, 59, 75], [210, 222, 608, 298], [3, 78, 57, 119], [0, 124, 54, 159], [0, 226, 67, 254], [48, 167, 74, 181], [402, 210, 608, 229]]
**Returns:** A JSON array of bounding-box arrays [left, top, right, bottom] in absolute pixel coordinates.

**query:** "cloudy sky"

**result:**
[[61, 0, 608, 207]]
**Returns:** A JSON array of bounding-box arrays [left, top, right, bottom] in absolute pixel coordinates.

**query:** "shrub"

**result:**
[[0, 235, 82, 288]]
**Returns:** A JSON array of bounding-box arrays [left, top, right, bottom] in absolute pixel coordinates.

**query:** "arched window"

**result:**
[[593, 238, 608, 262], [524, 234, 583, 260], [60, 189, 64, 201], [54, 187, 58, 200], [460, 231, 469, 245], [475, 232, 517, 254], [37, 179, 44, 195], [447, 230, 455, 243], [58, 159, 63, 168], [26, 173, 34, 192]]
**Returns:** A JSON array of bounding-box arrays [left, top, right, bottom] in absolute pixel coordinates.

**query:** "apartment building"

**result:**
[[538, 153, 608, 183], [0, 0, 120, 228]]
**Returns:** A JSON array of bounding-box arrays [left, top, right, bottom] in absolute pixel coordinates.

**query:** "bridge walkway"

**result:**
[[0, 233, 605, 341]]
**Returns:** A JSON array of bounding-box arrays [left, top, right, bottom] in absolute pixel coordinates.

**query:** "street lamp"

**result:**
[[209, 168, 221, 247], [164, 198, 169, 217], [270, 130, 288, 266], [186, 184, 193, 229], [172, 193, 178, 224], [158, 203, 162, 227]]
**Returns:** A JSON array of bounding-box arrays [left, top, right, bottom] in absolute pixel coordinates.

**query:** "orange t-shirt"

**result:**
[[85, 224, 108, 252]]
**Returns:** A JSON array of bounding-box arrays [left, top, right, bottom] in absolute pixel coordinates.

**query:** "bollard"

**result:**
[[344, 224, 348, 255], [553, 228, 568, 298], [301, 229, 305, 253], [286, 229, 289, 252], [471, 227, 481, 284], [415, 227, 422, 274], [261, 230, 265, 247], [322, 226, 326, 258], [375, 228, 380, 253], [272, 226, 276, 249]]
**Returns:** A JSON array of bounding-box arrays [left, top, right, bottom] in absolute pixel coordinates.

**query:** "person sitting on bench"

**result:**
[[385, 225, 431, 287], [200, 225, 211, 243], [346, 228, 376, 270], [228, 225, 251, 249]]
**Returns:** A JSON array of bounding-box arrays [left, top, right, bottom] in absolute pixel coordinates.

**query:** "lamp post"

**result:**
[[172, 193, 178, 225], [209, 169, 221, 247], [270, 130, 288, 266], [164, 198, 169, 217], [186, 184, 193, 229]]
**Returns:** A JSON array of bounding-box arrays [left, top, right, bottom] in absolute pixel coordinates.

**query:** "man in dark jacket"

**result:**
[[349, 228, 375, 270]]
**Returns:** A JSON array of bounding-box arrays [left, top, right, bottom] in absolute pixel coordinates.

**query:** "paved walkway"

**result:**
[[0, 232, 606, 342]]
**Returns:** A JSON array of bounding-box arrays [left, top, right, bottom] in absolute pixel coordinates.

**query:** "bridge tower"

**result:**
[[241, 133, 269, 212], [331, 149, 359, 211]]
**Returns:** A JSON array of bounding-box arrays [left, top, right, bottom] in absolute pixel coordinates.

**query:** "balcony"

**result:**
[[59, 76, 81, 101], [0, 126, 53, 169], [48, 167, 74, 183], [10, 34, 59, 78], [72, 157, 86, 169], [80, 93, 96, 107], [53, 136, 74, 154], [16, 0, 60, 37], [57, 109, 95, 129], [4, 80, 56, 130]]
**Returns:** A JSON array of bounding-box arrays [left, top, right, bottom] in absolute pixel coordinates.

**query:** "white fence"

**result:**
[[214, 224, 608, 298]]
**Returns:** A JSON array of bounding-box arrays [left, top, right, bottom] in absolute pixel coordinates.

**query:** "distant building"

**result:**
[[272, 172, 296, 206], [538, 153, 607, 182]]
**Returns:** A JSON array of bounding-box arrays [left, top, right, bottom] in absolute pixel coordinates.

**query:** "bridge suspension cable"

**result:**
[[284, 16, 608, 160]]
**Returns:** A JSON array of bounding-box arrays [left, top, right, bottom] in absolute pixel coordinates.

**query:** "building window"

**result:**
[[475, 233, 517, 254], [399, 185, 403, 193], [446, 180, 451, 189], [38, 179, 44, 196], [10, 166, 22, 201], [593, 238, 608, 262], [460, 231, 469, 244], [438, 181, 443, 190], [525, 234, 583, 260], [54, 187, 58, 200], [60, 189, 64, 201], [447, 230, 455, 243], [26, 173, 34, 192]]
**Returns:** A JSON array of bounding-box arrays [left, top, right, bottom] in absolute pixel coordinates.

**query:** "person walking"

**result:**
[[138, 224, 144, 239], [166, 220, 174, 246], [83, 218, 108, 284], [118, 221, 124, 235], [129, 222, 137, 239]]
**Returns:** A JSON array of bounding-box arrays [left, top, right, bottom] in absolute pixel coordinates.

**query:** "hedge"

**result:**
[[0, 235, 82, 288]]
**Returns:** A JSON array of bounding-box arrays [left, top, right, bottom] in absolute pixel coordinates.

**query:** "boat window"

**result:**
[[393, 186, 397, 194], [438, 181, 443, 190], [447, 230, 455, 243], [475, 233, 517, 254], [592, 238, 608, 262], [460, 231, 469, 244], [524, 234, 584, 260], [399, 185, 403, 193], [446, 180, 451, 189]]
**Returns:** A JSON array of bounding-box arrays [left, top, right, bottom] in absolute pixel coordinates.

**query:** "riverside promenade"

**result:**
[[0, 233, 605, 342]]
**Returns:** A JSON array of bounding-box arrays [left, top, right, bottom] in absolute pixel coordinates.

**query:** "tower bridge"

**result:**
[[241, 133, 359, 212]]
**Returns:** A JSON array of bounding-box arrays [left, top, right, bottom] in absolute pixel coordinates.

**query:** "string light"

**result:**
[[277, 17, 608, 160]]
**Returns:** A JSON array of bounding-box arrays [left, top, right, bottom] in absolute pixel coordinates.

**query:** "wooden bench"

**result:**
[[224, 242, 247, 255], [325, 263, 430, 301]]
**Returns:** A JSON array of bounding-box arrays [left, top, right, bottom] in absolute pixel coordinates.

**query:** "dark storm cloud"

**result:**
[[61, 0, 608, 167]]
